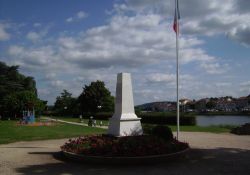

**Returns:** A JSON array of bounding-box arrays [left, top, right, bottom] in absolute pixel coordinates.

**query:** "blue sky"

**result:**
[[1, 0, 250, 105]]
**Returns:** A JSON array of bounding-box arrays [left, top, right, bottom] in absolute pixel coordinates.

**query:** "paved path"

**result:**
[[0, 132, 250, 175]]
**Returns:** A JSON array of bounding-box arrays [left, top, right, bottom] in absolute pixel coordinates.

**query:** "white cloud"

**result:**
[[146, 73, 175, 84], [66, 10, 88, 23], [200, 62, 229, 74], [215, 82, 232, 87], [4, 0, 249, 104], [118, 0, 250, 46], [6, 10, 223, 104], [239, 81, 250, 94], [77, 11, 87, 19], [33, 23, 41, 27], [26, 27, 48, 42], [0, 23, 11, 41], [26, 32, 40, 42], [66, 17, 73, 22]]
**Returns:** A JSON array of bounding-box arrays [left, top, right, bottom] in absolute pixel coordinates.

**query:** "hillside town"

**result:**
[[137, 95, 250, 113]]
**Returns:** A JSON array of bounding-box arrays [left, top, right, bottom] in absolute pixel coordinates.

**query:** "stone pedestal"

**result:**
[[108, 73, 143, 136]]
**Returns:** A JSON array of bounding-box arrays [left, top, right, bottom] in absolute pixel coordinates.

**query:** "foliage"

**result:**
[[0, 61, 44, 118], [140, 115, 196, 125], [2, 91, 46, 118], [231, 123, 250, 135], [61, 135, 189, 157], [206, 101, 216, 109], [53, 90, 78, 116], [78, 81, 114, 113], [151, 125, 173, 141]]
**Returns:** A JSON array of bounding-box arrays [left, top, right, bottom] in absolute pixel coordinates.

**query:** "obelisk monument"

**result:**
[[108, 73, 143, 136]]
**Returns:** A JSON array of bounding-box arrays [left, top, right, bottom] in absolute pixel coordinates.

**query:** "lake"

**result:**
[[196, 115, 250, 126]]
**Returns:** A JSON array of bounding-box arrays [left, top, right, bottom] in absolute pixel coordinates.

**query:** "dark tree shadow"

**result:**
[[15, 148, 250, 175]]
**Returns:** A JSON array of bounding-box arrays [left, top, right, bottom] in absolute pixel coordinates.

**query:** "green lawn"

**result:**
[[46, 116, 235, 133], [0, 120, 106, 144], [48, 116, 109, 126], [0, 118, 235, 145]]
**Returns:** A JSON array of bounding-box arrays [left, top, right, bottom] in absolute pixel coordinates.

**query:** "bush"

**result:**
[[231, 123, 250, 135], [140, 115, 196, 125], [152, 125, 173, 141], [61, 135, 189, 157]]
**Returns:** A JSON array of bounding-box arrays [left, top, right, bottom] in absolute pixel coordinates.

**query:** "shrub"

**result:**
[[61, 135, 189, 157], [152, 125, 173, 141], [140, 115, 196, 125], [231, 123, 250, 135]]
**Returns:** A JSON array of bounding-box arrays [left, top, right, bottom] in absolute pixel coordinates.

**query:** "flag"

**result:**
[[173, 0, 180, 34]]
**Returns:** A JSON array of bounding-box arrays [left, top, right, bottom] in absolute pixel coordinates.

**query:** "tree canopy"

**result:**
[[0, 61, 46, 118], [78, 80, 114, 113], [53, 81, 114, 116], [53, 90, 78, 116]]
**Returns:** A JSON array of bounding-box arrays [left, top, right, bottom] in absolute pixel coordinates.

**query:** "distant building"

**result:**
[[235, 97, 249, 111], [216, 98, 237, 112], [180, 99, 192, 112]]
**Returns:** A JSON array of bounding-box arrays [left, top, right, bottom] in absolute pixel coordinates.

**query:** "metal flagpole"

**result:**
[[175, 0, 180, 140]]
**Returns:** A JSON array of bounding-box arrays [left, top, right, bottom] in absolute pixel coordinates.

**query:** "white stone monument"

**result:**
[[108, 73, 143, 136]]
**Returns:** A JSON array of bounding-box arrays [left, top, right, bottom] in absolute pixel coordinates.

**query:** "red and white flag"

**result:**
[[173, 0, 180, 34]]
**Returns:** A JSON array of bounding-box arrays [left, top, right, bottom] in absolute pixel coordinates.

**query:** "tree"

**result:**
[[0, 61, 44, 118], [53, 90, 77, 116], [206, 101, 216, 109], [2, 91, 46, 118], [79, 81, 114, 113]]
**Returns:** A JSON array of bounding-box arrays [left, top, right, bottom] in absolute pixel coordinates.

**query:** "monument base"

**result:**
[[108, 115, 143, 136]]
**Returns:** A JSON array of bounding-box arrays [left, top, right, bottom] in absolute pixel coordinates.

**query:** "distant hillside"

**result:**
[[136, 101, 176, 112]]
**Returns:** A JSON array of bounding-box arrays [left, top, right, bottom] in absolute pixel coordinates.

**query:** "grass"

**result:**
[[0, 117, 236, 145], [0, 120, 106, 144], [47, 116, 235, 133], [48, 116, 109, 126]]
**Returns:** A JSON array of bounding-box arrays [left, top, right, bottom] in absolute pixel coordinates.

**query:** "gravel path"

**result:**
[[0, 132, 250, 175]]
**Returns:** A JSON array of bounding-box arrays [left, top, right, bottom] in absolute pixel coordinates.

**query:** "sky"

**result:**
[[0, 0, 250, 105]]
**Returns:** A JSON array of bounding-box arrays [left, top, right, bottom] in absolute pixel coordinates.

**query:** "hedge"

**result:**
[[140, 115, 196, 126]]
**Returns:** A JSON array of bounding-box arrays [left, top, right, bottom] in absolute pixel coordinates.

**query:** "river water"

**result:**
[[196, 115, 250, 126]]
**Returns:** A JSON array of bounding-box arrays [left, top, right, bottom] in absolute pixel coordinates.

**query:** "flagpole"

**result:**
[[175, 0, 180, 140]]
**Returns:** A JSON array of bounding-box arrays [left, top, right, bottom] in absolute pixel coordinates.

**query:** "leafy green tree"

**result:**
[[0, 61, 44, 118], [79, 81, 114, 113], [53, 90, 77, 116], [206, 101, 216, 109], [2, 91, 46, 118]]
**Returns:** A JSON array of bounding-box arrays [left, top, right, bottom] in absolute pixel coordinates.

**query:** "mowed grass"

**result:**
[[49, 116, 109, 126], [47, 116, 235, 133], [0, 120, 106, 144]]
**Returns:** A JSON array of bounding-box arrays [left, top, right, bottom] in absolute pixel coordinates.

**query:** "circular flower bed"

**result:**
[[61, 134, 189, 157]]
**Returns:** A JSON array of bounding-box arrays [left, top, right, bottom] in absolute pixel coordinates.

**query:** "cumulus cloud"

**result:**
[[119, 0, 250, 46], [5, 9, 224, 103], [26, 26, 49, 42], [66, 10, 88, 23], [200, 62, 229, 74], [0, 23, 11, 41], [77, 11, 87, 19], [4, 0, 249, 104], [33, 23, 41, 27], [239, 81, 250, 94], [228, 25, 250, 46]]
